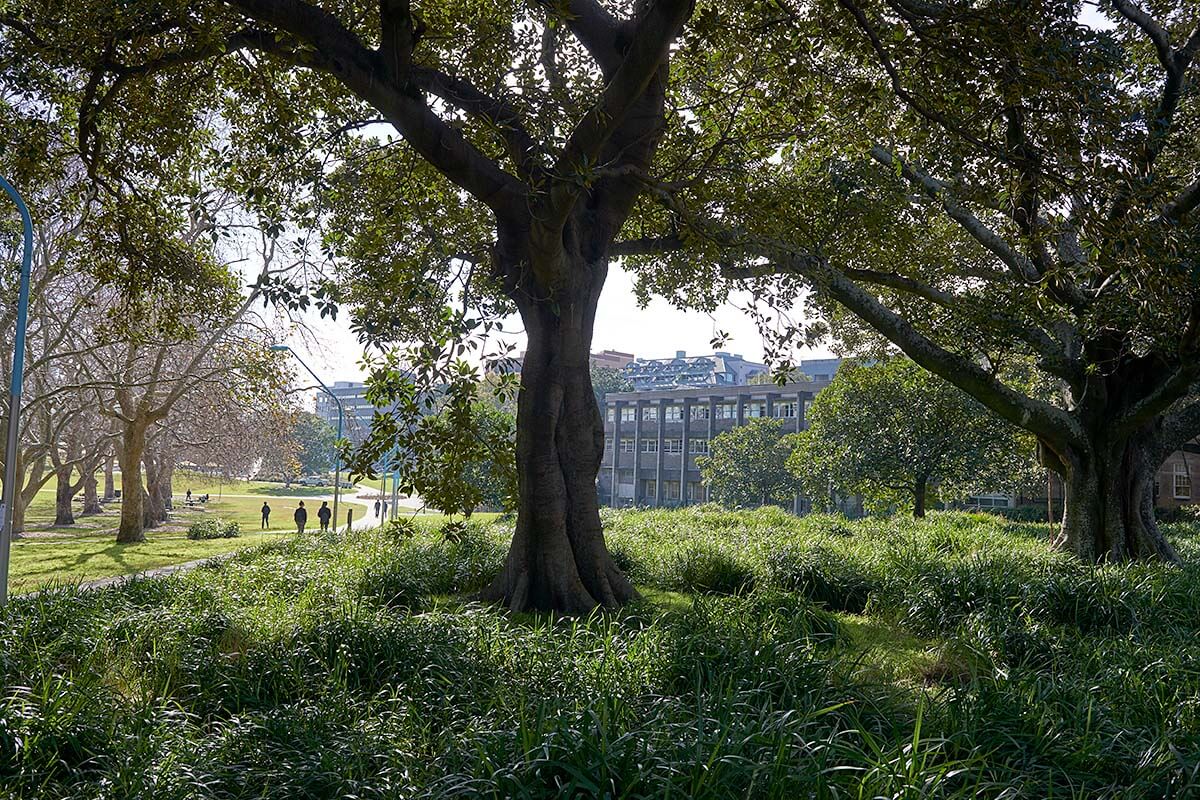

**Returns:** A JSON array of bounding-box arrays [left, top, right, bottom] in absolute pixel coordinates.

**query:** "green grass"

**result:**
[[11, 492, 369, 592], [2, 508, 1200, 797]]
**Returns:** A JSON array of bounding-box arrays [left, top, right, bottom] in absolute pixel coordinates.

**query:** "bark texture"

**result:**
[[53, 465, 76, 526], [117, 421, 147, 543], [481, 254, 637, 612], [1052, 436, 1179, 563]]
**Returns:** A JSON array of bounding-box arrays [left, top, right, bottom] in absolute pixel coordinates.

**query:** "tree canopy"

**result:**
[[790, 359, 1033, 518], [697, 418, 800, 509]]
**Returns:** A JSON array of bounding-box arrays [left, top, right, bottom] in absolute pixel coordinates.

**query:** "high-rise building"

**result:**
[[314, 381, 396, 446]]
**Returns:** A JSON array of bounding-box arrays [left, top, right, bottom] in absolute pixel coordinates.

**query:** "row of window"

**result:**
[[607, 400, 807, 423], [616, 479, 706, 501], [610, 437, 710, 454]]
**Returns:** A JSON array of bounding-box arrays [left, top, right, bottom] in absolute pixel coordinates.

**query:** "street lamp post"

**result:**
[[270, 345, 344, 531], [0, 176, 33, 606]]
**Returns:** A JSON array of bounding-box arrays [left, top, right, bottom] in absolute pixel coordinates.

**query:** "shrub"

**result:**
[[187, 518, 240, 540]]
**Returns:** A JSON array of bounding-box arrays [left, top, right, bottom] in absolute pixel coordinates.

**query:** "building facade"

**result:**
[[314, 381, 396, 446], [598, 380, 859, 514]]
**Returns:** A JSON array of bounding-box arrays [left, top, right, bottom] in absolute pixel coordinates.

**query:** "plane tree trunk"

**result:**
[[53, 464, 78, 526], [103, 454, 115, 500], [81, 464, 102, 515], [117, 420, 148, 543]]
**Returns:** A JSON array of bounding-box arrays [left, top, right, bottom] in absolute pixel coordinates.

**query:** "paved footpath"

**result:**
[[71, 488, 389, 593]]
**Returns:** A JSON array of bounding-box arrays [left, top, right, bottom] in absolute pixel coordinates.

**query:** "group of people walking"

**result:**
[[260, 500, 333, 533]]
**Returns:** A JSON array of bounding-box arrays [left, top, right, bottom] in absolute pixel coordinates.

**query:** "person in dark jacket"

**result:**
[[317, 501, 332, 532], [261, 502, 271, 529], [294, 501, 308, 534]]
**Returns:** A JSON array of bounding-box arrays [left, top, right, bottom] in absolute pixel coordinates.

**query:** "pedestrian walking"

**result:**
[[374, 499, 381, 518], [185, 488, 192, 504], [294, 501, 307, 534], [317, 501, 332, 532], [382, 500, 388, 518], [261, 501, 271, 529]]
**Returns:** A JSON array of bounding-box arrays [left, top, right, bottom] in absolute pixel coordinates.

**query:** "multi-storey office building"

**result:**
[[314, 381, 399, 446], [599, 380, 849, 512]]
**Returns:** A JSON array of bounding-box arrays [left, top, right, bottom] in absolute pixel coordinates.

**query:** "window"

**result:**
[[620, 407, 636, 422], [642, 406, 658, 421], [715, 403, 737, 419], [689, 438, 710, 454], [619, 438, 636, 453], [604, 436, 612, 450], [1175, 462, 1192, 499], [664, 405, 683, 422], [688, 482, 705, 501], [664, 480, 681, 500], [746, 402, 766, 418], [690, 405, 710, 420], [803, 399, 812, 418], [776, 401, 798, 418], [641, 439, 658, 453], [642, 479, 657, 498], [664, 438, 683, 454], [606, 407, 615, 423]]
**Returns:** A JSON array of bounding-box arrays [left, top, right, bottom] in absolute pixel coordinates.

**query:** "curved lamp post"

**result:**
[[0, 176, 33, 606], [270, 345, 344, 531]]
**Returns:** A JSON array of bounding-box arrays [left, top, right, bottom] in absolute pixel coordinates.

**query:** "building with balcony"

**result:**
[[624, 351, 769, 390], [598, 380, 860, 515]]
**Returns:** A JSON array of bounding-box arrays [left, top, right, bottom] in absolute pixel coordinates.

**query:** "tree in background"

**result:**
[[294, 413, 336, 478], [591, 366, 633, 409], [698, 419, 800, 509], [790, 360, 1032, 519]]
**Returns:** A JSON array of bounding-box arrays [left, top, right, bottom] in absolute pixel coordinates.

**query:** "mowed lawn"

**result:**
[[11, 476, 368, 593]]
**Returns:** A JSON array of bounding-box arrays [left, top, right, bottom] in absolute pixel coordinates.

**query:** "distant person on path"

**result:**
[[185, 488, 192, 504], [374, 499, 381, 518], [261, 502, 271, 529], [382, 500, 388, 518], [317, 501, 332, 532], [294, 501, 307, 534]]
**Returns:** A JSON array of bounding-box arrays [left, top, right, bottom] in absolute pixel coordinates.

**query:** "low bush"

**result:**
[[186, 517, 240, 540]]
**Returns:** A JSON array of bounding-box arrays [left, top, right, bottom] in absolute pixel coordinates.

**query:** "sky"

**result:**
[[285, 261, 834, 388]]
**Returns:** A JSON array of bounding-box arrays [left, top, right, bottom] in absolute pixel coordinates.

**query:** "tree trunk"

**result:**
[[53, 465, 76, 526], [117, 422, 147, 543], [481, 270, 636, 613], [1053, 436, 1179, 563], [913, 477, 927, 519], [143, 449, 167, 529], [81, 465, 102, 515], [103, 454, 115, 500]]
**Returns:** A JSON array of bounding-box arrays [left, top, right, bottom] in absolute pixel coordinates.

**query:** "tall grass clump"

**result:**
[[2, 508, 1200, 797]]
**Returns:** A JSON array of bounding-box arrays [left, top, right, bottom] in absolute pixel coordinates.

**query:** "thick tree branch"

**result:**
[[225, 0, 526, 216], [543, 0, 693, 235], [534, 0, 623, 75], [647, 187, 1084, 447]]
